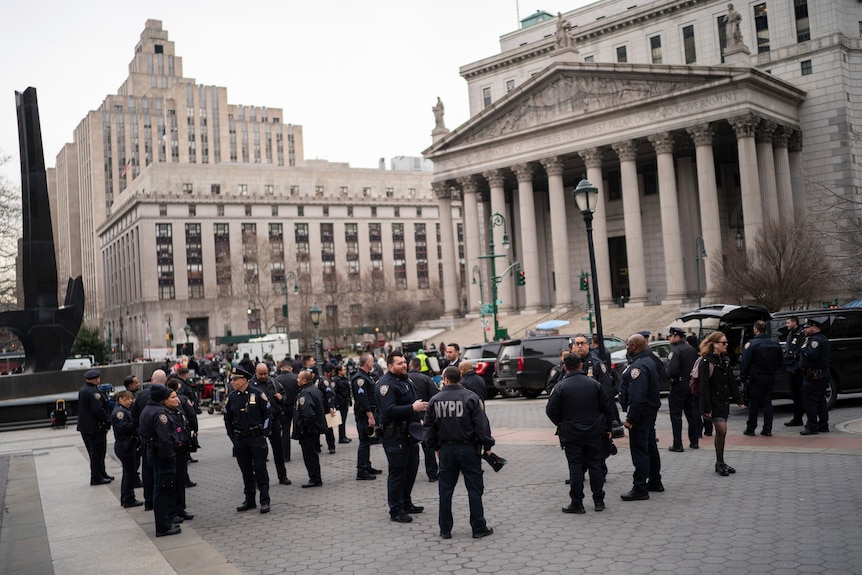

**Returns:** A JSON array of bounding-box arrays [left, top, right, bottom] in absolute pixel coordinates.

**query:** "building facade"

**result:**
[[48, 20, 448, 357], [425, 0, 861, 317]]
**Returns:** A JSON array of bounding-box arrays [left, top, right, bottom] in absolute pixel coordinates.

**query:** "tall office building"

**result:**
[[49, 20, 443, 357], [426, 0, 861, 316]]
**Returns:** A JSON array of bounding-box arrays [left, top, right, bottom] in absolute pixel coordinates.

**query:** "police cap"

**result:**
[[802, 318, 822, 328], [84, 369, 101, 380], [668, 327, 686, 338], [232, 367, 253, 380], [150, 384, 170, 402]]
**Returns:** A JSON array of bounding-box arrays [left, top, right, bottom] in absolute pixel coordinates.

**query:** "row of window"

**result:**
[[159, 203, 425, 219], [188, 183, 416, 197]]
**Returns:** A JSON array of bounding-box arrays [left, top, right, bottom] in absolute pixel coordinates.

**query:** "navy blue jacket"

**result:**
[[424, 384, 494, 452], [739, 333, 783, 381], [623, 349, 661, 424]]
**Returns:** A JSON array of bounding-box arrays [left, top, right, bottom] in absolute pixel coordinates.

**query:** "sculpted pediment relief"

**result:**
[[463, 73, 696, 144]]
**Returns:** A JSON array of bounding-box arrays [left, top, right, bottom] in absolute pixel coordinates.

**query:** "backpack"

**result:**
[[689, 356, 714, 395]]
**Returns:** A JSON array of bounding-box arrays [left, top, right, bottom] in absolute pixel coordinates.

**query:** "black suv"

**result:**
[[678, 305, 862, 408], [461, 342, 509, 399], [495, 335, 575, 398]]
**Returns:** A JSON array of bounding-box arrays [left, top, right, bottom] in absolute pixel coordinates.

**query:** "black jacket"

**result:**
[[424, 384, 494, 452], [376, 371, 420, 427], [408, 370, 438, 402], [293, 384, 327, 436], [460, 371, 486, 401], [139, 400, 179, 459], [546, 370, 614, 442], [739, 333, 783, 381], [699, 353, 741, 414], [667, 340, 698, 386], [351, 369, 377, 420], [622, 349, 661, 424], [77, 382, 110, 434]]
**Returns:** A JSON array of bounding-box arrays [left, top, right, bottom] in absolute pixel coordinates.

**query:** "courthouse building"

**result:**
[[48, 21, 441, 357], [425, 0, 860, 317]]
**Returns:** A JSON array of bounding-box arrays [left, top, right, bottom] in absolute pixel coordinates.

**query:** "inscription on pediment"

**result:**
[[465, 75, 691, 143]]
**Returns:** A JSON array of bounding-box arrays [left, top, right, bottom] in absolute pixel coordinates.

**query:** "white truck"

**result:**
[[236, 333, 297, 362]]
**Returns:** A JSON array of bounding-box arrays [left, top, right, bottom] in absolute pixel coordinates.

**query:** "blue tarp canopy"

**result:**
[[536, 319, 570, 330], [842, 298, 862, 308]]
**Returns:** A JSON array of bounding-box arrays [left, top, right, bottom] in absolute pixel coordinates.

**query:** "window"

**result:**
[[183, 182, 193, 194], [717, 14, 728, 63], [244, 204, 252, 216], [347, 206, 353, 217], [315, 185, 325, 196], [297, 205, 304, 217], [323, 206, 329, 217], [385, 187, 394, 198], [362, 187, 371, 197], [272, 205, 278, 216], [211, 183, 221, 195], [265, 184, 274, 195], [371, 206, 377, 217], [506, 79, 515, 92], [159, 204, 167, 217], [794, 0, 810, 42], [339, 186, 348, 196], [482, 87, 492, 108], [649, 35, 662, 64], [188, 204, 196, 217], [217, 204, 224, 216], [683, 25, 697, 64], [290, 185, 299, 196], [801, 60, 812, 75], [754, 3, 769, 53], [584, 55, 594, 63], [417, 207, 423, 217], [607, 170, 622, 201], [394, 207, 400, 217], [616, 45, 627, 62], [643, 164, 658, 196]]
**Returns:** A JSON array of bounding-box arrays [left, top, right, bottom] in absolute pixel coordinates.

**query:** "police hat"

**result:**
[[408, 422, 426, 442], [231, 367, 252, 380], [84, 369, 101, 380], [637, 330, 651, 338], [322, 362, 336, 374], [802, 318, 822, 328], [149, 384, 170, 402], [668, 327, 686, 338]]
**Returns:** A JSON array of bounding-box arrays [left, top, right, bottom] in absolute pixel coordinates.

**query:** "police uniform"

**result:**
[[77, 370, 111, 485], [739, 332, 784, 435], [783, 324, 806, 425], [139, 386, 181, 535], [131, 386, 155, 508], [584, 349, 620, 425], [376, 370, 422, 520], [666, 331, 700, 450], [424, 382, 495, 537], [410, 368, 440, 481], [224, 375, 272, 511], [255, 374, 290, 483], [546, 369, 614, 512], [460, 370, 486, 402], [334, 372, 352, 443], [293, 379, 327, 486], [317, 372, 338, 453], [167, 401, 193, 521], [799, 321, 831, 434], [111, 402, 140, 506], [275, 369, 299, 461], [351, 368, 379, 478], [621, 350, 662, 499]]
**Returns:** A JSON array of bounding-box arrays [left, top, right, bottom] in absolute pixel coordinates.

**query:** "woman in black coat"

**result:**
[[699, 331, 744, 476]]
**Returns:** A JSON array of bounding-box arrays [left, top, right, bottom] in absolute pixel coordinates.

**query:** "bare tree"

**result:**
[[0, 153, 21, 310], [234, 232, 288, 335], [712, 219, 831, 310]]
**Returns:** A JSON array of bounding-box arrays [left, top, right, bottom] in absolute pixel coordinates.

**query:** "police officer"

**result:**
[[352, 353, 382, 480], [274, 361, 299, 462], [546, 354, 614, 514], [620, 334, 663, 501], [799, 318, 831, 435], [293, 370, 327, 487], [666, 327, 700, 451], [165, 378, 195, 522], [111, 390, 142, 507], [317, 363, 338, 454], [334, 364, 352, 444], [410, 357, 440, 482], [132, 369, 168, 509], [740, 320, 784, 436], [77, 369, 113, 485], [224, 367, 272, 513], [139, 385, 182, 537], [377, 351, 428, 523], [459, 361, 486, 401], [545, 350, 568, 394], [424, 366, 495, 539], [783, 316, 806, 426], [253, 363, 291, 485]]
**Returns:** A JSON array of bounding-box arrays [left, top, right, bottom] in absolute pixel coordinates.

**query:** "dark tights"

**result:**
[[712, 421, 727, 463]]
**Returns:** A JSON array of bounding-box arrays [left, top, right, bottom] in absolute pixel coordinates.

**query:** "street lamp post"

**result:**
[[471, 265, 487, 343], [281, 271, 299, 358], [309, 303, 324, 370], [478, 212, 518, 341], [572, 178, 607, 363], [694, 236, 707, 309]]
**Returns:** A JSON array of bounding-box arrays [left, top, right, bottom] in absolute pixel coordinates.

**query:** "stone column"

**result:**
[[773, 126, 795, 224], [432, 181, 460, 317], [788, 130, 804, 220], [540, 156, 572, 309], [477, 188, 492, 305], [458, 176, 482, 315], [675, 149, 699, 301], [687, 124, 722, 294], [512, 163, 542, 311], [579, 147, 613, 305], [648, 132, 686, 303], [611, 140, 648, 305], [756, 119, 780, 224], [730, 114, 763, 247], [482, 169, 514, 312]]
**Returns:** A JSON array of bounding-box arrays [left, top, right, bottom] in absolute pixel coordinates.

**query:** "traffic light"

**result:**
[[580, 274, 590, 291], [282, 304, 288, 317], [517, 270, 526, 286]]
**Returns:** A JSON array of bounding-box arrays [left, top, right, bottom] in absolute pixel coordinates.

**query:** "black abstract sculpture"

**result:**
[[0, 88, 85, 372]]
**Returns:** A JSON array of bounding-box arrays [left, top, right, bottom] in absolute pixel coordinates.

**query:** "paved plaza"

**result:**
[[1, 395, 861, 575]]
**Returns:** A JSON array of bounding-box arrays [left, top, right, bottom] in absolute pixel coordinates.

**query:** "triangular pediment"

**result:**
[[427, 62, 753, 155]]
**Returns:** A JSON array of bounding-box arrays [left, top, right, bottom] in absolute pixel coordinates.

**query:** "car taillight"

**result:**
[[518, 357, 525, 371], [475, 361, 488, 375]]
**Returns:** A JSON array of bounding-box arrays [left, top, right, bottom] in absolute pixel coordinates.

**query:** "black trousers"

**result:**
[[280, 408, 294, 461], [422, 440, 439, 479], [802, 376, 829, 431], [564, 435, 605, 503], [628, 410, 661, 493], [234, 436, 270, 505], [355, 416, 373, 473], [173, 449, 188, 516], [266, 418, 288, 481], [338, 405, 349, 441], [299, 433, 322, 483], [668, 382, 699, 448], [438, 444, 486, 535], [148, 451, 176, 533], [81, 431, 108, 483], [382, 429, 419, 517], [745, 375, 775, 433], [114, 444, 137, 506], [787, 370, 805, 421]]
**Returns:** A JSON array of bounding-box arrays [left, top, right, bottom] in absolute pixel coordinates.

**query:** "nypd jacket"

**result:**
[[424, 384, 494, 452]]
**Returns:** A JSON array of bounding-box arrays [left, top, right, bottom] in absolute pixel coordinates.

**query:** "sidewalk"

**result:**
[[2, 401, 861, 575]]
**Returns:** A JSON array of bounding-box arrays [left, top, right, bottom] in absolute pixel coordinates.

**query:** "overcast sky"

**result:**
[[0, 0, 596, 189]]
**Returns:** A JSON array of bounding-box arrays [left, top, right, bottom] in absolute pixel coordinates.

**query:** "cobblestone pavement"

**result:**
[[2, 396, 861, 574]]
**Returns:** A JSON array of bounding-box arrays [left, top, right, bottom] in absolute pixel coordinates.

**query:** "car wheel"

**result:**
[[521, 389, 542, 399], [500, 387, 520, 399], [826, 377, 838, 410]]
